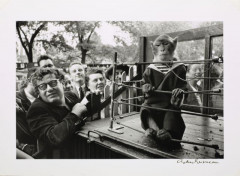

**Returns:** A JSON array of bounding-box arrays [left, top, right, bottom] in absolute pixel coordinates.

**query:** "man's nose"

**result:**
[[46, 84, 54, 91]]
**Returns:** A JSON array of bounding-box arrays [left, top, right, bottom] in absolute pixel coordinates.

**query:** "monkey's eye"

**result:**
[[162, 42, 169, 45]]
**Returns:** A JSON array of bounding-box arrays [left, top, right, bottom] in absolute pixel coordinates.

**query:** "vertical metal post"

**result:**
[[109, 52, 117, 129], [203, 35, 211, 114], [108, 52, 124, 134]]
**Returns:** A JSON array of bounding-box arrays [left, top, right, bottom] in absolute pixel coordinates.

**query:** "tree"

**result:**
[[63, 21, 101, 63], [16, 21, 47, 63]]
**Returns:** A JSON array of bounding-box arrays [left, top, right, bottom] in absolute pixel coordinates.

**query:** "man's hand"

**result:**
[[170, 88, 185, 108], [142, 83, 155, 98], [71, 103, 87, 117]]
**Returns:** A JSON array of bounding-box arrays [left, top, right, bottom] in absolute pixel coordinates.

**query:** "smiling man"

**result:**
[[68, 61, 85, 101], [85, 68, 105, 94], [81, 68, 106, 121], [27, 68, 87, 159]]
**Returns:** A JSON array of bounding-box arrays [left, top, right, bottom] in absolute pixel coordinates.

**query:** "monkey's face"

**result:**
[[152, 40, 175, 62], [151, 36, 177, 62]]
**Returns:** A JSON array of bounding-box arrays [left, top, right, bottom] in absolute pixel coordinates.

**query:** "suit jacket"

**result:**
[[16, 89, 36, 145], [72, 85, 85, 102], [27, 92, 83, 159]]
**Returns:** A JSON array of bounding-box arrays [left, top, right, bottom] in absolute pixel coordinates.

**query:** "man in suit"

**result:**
[[16, 67, 38, 156], [68, 61, 85, 102], [27, 68, 87, 159]]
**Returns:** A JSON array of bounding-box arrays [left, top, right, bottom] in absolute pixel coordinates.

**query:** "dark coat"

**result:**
[[140, 63, 187, 139], [72, 85, 85, 102], [16, 89, 36, 145], [27, 92, 82, 159]]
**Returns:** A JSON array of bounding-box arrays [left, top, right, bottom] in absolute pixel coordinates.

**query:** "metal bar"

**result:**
[[116, 101, 218, 120], [120, 57, 223, 66], [203, 36, 211, 114], [122, 80, 143, 83], [182, 104, 223, 111], [116, 83, 223, 95], [121, 96, 144, 101], [84, 57, 223, 67], [109, 53, 117, 129], [116, 122, 219, 150], [171, 139, 219, 150], [120, 97, 223, 111], [187, 77, 223, 80]]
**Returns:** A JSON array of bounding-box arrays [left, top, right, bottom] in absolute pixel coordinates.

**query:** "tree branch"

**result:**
[[87, 23, 98, 42], [76, 22, 83, 43], [30, 22, 47, 44], [16, 24, 29, 57], [19, 26, 30, 45]]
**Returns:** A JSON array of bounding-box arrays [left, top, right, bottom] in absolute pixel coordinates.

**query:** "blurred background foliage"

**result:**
[[16, 21, 223, 67]]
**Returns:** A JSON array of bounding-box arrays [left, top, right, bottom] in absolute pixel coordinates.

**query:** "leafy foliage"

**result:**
[[16, 21, 223, 69]]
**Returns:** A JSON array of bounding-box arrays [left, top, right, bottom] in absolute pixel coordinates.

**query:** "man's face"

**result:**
[[63, 77, 73, 91], [36, 74, 64, 105], [39, 59, 55, 68], [87, 73, 105, 93], [69, 64, 85, 84], [28, 82, 38, 97], [188, 65, 203, 78]]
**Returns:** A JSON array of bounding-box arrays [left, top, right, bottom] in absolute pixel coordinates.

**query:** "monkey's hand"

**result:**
[[142, 83, 155, 98], [170, 88, 185, 108]]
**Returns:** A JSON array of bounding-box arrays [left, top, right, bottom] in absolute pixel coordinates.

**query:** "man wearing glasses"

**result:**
[[27, 68, 87, 158], [37, 55, 55, 68]]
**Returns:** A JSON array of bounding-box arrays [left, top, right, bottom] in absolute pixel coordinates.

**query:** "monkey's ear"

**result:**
[[150, 41, 154, 50], [150, 41, 157, 55], [173, 37, 178, 50]]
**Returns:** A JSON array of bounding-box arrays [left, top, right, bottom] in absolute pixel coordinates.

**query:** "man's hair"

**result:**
[[85, 68, 104, 90], [37, 55, 53, 66], [187, 64, 203, 72], [32, 68, 65, 92], [27, 67, 38, 80], [18, 67, 38, 90], [68, 61, 84, 71]]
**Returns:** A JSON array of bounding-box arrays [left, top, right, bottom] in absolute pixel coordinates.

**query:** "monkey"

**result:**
[[140, 34, 187, 146]]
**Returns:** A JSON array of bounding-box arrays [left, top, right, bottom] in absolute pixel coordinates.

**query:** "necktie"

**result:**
[[79, 87, 84, 102]]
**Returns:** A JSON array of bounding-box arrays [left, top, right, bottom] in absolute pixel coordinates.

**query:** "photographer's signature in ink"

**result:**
[[177, 159, 219, 164]]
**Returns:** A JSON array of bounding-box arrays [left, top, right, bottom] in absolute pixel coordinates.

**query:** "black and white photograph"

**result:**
[[15, 21, 224, 159], [0, 0, 240, 175]]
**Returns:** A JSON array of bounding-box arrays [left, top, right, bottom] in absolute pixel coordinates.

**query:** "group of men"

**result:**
[[16, 55, 106, 158]]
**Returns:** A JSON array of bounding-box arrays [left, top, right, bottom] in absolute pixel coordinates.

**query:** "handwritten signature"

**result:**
[[177, 159, 219, 164]]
